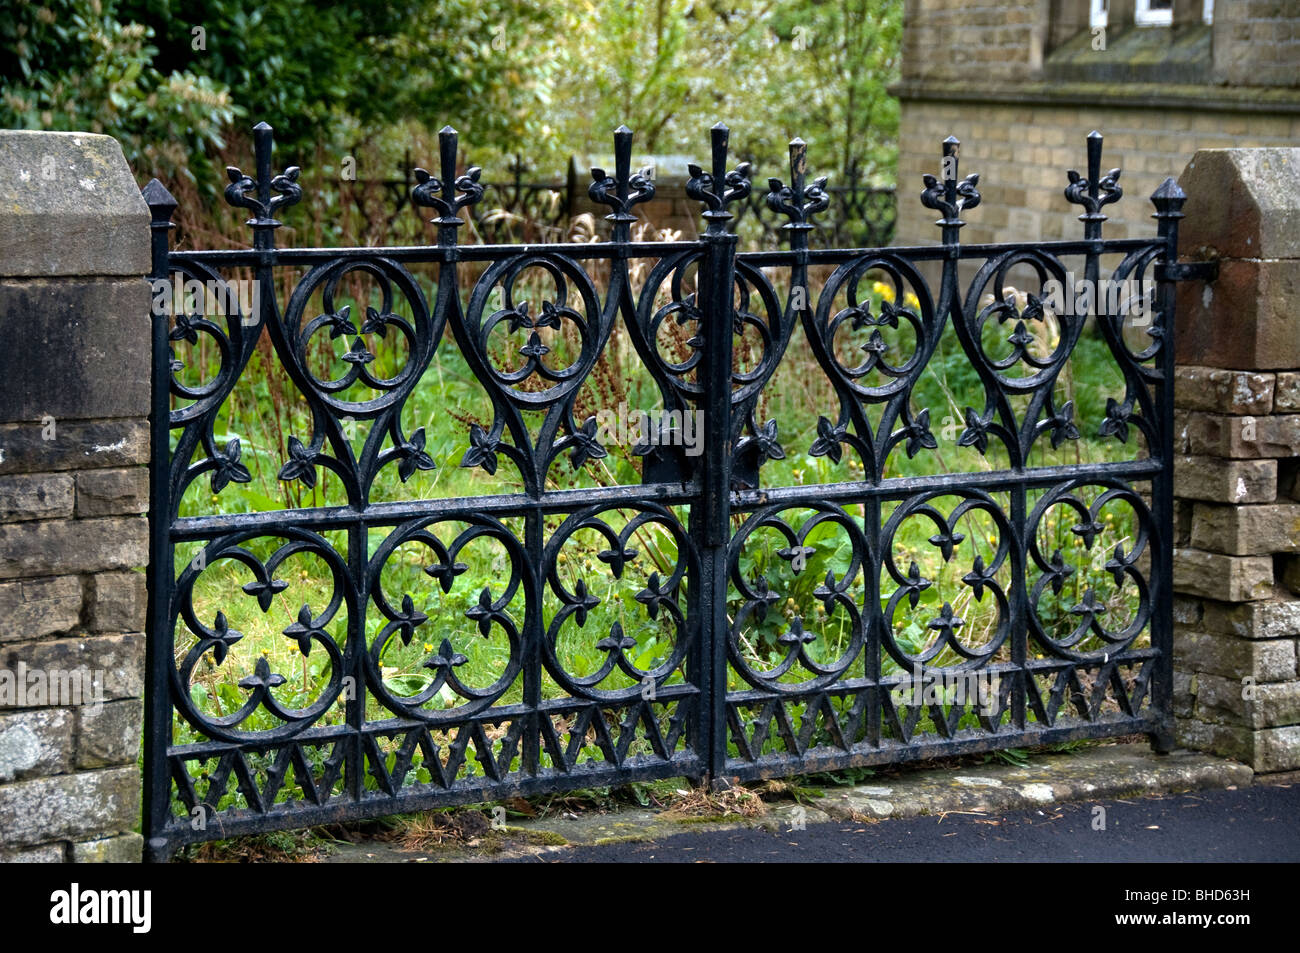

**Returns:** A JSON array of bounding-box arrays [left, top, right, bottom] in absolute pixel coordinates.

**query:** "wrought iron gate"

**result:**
[[143, 121, 1185, 860]]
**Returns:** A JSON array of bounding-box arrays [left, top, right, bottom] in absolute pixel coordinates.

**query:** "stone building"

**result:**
[[894, 0, 1300, 244]]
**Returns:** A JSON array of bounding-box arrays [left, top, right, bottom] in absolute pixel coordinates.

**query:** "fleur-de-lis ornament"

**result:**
[[686, 123, 752, 234], [1064, 131, 1122, 238], [223, 123, 302, 245], [588, 125, 656, 236], [765, 138, 829, 236], [411, 126, 485, 230], [920, 136, 980, 238]]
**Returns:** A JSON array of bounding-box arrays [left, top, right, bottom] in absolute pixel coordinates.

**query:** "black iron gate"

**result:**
[[143, 121, 1186, 860]]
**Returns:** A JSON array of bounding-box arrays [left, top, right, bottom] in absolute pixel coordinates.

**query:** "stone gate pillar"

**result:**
[[0, 131, 151, 860], [1172, 147, 1300, 773]]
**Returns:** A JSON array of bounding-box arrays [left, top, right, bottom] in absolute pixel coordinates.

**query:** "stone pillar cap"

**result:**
[[0, 130, 149, 278], [1178, 148, 1300, 260]]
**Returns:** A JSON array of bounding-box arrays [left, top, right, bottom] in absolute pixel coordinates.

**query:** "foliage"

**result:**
[[2, 0, 904, 203], [0, 0, 237, 185], [549, 0, 903, 183]]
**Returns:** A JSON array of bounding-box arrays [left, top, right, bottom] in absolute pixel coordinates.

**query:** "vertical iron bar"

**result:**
[[142, 179, 179, 862], [696, 124, 739, 782], [1150, 177, 1186, 754]]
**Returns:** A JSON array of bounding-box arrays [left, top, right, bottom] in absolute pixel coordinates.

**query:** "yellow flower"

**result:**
[[904, 292, 921, 311], [423, 643, 433, 653], [872, 280, 896, 303]]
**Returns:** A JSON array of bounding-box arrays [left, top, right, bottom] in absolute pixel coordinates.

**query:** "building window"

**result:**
[[1090, 0, 1108, 30], [1091, 0, 1213, 28], [1135, 0, 1173, 27]]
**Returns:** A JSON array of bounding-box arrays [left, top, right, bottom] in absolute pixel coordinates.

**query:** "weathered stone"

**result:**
[[1190, 502, 1300, 555], [0, 633, 145, 703], [0, 842, 65, 862], [1174, 409, 1191, 455], [1275, 372, 1300, 413], [74, 467, 148, 518], [0, 280, 150, 425], [1173, 596, 1204, 627], [0, 575, 82, 642], [1195, 672, 1300, 730], [71, 832, 143, 863], [0, 516, 146, 580], [0, 130, 150, 278], [0, 709, 73, 781], [1185, 411, 1300, 458], [1178, 148, 1300, 261], [0, 765, 138, 847], [0, 418, 148, 476], [1202, 597, 1300, 640], [76, 699, 141, 769], [811, 743, 1253, 823], [1174, 366, 1274, 415], [1282, 556, 1300, 596], [1173, 548, 1274, 602], [0, 473, 74, 522], [1173, 630, 1296, 681], [1174, 499, 1193, 545], [1177, 719, 1300, 773], [1173, 669, 1195, 718], [1175, 259, 1300, 371], [1175, 718, 1253, 765], [88, 570, 146, 633], [1174, 455, 1275, 504]]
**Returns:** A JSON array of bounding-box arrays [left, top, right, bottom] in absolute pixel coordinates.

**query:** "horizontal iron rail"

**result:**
[[165, 236, 1161, 268], [168, 458, 1164, 540]]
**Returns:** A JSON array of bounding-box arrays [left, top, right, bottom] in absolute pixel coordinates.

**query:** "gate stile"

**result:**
[[143, 121, 1186, 860]]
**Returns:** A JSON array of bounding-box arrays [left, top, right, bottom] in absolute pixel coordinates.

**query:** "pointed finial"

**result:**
[[142, 178, 178, 215], [921, 135, 980, 239], [686, 123, 750, 234]]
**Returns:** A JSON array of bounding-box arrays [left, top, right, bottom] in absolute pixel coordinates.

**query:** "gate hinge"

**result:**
[[1156, 260, 1219, 282]]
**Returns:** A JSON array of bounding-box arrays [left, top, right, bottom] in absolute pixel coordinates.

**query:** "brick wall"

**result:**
[[901, 0, 1043, 84], [1214, 0, 1300, 88], [1170, 147, 1300, 772], [895, 1, 1300, 246], [897, 101, 1299, 244], [0, 131, 151, 861]]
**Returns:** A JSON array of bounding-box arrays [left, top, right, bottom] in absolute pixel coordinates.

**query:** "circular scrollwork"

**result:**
[[635, 252, 783, 408], [542, 504, 693, 702], [281, 257, 436, 418], [961, 248, 1073, 393], [465, 253, 603, 408], [728, 504, 868, 694], [366, 515, 526, 721], [172, 528, 352, 744], [879, 491, 1013, 671], [1027, 482, 1152, 661], [816, 255, 935, 403], [165, 260, 251, 426]]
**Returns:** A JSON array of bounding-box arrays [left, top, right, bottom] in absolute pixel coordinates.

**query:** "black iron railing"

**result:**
[[143, 122, 1182, 860]]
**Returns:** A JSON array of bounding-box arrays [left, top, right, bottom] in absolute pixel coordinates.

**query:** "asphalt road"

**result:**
[[507, 780, 1300, 863]]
